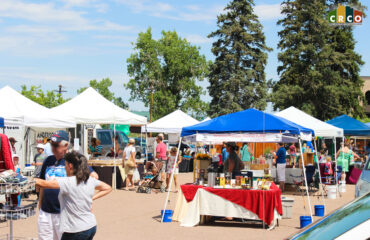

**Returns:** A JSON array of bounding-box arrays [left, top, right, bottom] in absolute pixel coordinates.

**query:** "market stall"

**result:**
[[276, 106, 345, 199], [165, 108, 315, 227], [51, 87, 147, 189], [0, 86, 76, 167], [326, 114, 370, 184], [141, 109, 199, 166]]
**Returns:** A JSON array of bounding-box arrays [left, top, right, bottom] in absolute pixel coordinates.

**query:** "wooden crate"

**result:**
[[193, 159, 211, 182]]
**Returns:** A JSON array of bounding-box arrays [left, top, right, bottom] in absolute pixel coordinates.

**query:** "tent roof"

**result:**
[[0, 117, 4, 128], [275, 107, 344, 137], [51, 87, 147, 125], [181, 108, 314, 137], [142, 110, 199, 133], [0, 86, 75, 128], [326, 115, 370, 136]]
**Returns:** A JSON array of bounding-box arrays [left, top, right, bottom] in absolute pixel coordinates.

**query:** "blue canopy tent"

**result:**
[[181, 108, 314, 142], [326, 115, 370, 136], [0, 117, 4, 133], [162, 109, 315, 223]]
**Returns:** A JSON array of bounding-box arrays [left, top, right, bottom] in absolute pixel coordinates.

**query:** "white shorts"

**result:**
[[277, 163, 286, 182], [38, 210, 62, 240]]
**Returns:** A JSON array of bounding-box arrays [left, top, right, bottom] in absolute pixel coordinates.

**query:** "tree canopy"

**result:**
[[271, 0, 366, 120], [207, 0, 271, 118], [126, 28, 209, 120], [20, 85, 68, 108]]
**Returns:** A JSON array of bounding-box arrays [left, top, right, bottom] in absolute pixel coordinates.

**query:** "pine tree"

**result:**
[[207, 0, 271, 118], [272, 0, 365, 120]]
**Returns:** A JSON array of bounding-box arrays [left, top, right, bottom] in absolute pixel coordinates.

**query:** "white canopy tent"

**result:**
[[276, 106, 345, 203], [0, 86, 76, 167], [51, 87, 147, 190], [51, 87, 147, 125], [141, 109, 199, 134], [275, 106, 344, 138], [0, 86, 75, 128]]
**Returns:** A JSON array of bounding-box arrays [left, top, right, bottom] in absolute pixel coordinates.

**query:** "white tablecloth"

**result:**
[[172, 188, 281, 229], [271, 168, 303, 184]]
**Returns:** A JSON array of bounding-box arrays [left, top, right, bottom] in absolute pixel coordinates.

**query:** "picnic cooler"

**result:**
[[281, 197, 294, 219]]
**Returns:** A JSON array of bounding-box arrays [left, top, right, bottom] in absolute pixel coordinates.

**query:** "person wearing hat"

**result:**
[[122, 138, 136, 190], [37, 130, 98, 240], [33, 144, 47, 178], [9, 137, 17, 155], [224, 142, 244, 177]]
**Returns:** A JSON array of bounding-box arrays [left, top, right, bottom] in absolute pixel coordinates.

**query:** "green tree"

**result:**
[[21, 85, 67, 108], [126, 28, 209, 121], [78, 78, 128, 109], [207, 0, 271, 118], [272, 0, 365, 120]]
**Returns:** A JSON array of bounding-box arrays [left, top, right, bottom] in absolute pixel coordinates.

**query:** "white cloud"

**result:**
[[116, 0, 173, 13], [186, 34, 211, 44], [254, 4, 282, 21], [60, 0, 109, 13]]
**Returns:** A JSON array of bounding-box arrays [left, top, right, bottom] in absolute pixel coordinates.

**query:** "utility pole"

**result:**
[[53, 85, 67, 95], [149, 82, 154, 137]]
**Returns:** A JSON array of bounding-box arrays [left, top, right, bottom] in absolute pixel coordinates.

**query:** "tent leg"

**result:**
[[113, 123, 116, 191], [314, 139, 325, 207], [299, 138, 313, 220], [161, 137, 182, 223]]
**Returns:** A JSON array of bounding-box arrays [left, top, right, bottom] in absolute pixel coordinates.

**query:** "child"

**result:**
[[324, 156, 333, 183], [166, 147, 182, 192], [95, 139, 103, 157], [319, 149, 327, 163]]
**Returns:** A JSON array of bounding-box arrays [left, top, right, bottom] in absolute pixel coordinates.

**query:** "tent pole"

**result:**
[[161, 137, 182, 223], [145, 126, 148, 164], [314, 139, 325, 207], [299, 138, 313, 220], [113, 123, 116, 191], [334, 137, 337, 186]]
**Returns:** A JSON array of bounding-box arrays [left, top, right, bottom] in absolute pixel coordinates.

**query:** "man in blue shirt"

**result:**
[[37, 130, 98, 240], [272, 143, 287, 192], [221, 142, 229, 163]]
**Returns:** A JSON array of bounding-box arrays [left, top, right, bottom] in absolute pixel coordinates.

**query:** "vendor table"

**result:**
[[89, 159, 144, 189], [271, 168, 303, 184], [173, 183, 282, 229]]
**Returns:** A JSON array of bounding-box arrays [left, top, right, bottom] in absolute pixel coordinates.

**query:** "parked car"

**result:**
[[288, 191, 370, 239], [135, 137, 152, 160], [355, 156, 370, 198], [96, 129, 143, 159]]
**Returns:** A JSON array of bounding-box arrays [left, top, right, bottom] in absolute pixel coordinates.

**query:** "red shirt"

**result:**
[[156, 142, 167, 160]]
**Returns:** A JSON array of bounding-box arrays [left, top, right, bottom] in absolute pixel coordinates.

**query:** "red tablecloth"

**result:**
[[180, 183, 283, 226]]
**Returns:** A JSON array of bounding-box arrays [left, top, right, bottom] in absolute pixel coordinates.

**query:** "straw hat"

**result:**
[[129, 138, 135, 144], [36, 144, 45, 149]]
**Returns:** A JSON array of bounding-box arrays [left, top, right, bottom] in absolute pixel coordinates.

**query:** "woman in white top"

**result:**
[[36, 151, 111, 240], [122, 138, 136, 191]]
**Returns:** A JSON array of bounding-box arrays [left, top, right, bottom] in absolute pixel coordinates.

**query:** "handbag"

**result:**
[[126, 155, 136, 168]]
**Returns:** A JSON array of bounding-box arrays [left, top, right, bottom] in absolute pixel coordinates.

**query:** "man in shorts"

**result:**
[[37, 130, 98, 240]]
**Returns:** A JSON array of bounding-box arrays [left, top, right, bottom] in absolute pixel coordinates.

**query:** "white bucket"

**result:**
[[327, 185, 337, 199], [339, 181, 346, 193]]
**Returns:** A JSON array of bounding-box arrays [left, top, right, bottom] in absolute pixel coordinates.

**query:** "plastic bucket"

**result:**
[[161, 210, 173, 223], [339, 181, 346, 193], [327, 185, 337, 199], [314, 205, 325, 217], [300, 216, 312, 228], [25, 164, 31, 167]]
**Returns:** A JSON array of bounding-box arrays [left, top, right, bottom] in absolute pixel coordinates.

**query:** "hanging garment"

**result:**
[[0, 134, 15, 171]]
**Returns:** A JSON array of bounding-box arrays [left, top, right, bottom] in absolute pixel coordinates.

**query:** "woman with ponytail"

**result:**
[[36, 151, 112, 240]]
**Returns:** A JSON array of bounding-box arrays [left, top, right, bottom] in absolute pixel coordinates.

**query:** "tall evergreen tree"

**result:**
[[272, 0, 365, 120], [207, 0, 271, 118]]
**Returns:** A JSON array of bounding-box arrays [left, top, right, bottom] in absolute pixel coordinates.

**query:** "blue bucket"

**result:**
[[25, 164, 31, 167], [300, 216, 312, 228], [315, 205, 325, 217], [161, 210, 173, 223]]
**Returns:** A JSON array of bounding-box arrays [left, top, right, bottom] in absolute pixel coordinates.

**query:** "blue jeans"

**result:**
[[61, 226, 97, 240]]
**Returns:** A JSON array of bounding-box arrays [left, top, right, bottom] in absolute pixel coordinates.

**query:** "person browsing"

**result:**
[[37, 130, 98, 240], [36, 151, 111, 240], [272, 143, 287, 192]]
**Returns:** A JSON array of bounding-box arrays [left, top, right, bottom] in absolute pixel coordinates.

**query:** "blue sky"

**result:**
[[0, 0, 369, 111]]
